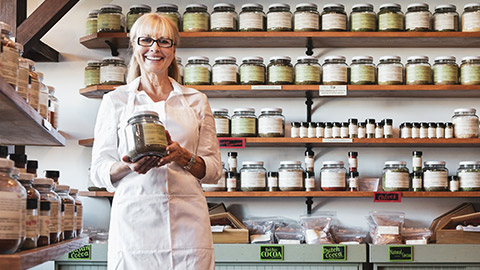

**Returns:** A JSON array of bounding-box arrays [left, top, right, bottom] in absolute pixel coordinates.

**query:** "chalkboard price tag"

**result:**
[[374, 192, 402, 202], [218, 138, 245, 149], [389, 245, 413, 261], [259, 245, 284, 261], [322, 245, 346, 261], [68, 245, 91, 260]]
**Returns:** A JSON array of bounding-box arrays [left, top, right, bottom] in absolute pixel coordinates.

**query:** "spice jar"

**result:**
[[412, 122, 420, 138], [240, 56, 265, 85], [295, 56, 321, 85], [294, 3, 319, 31], [268, 56, 293, 85], [412, 151, 423, 172], [176, 57, 183, 84], [267, 3, 292, 31], [457, 161, 480, 191], [400, 122, 412, 138], [86, 9, 99, 35], [0, 22, 19, 88], [212, 108, 230, 137], [378, 56, 404, 85], [240, 161, 266, 191], [383, 161, 410, 191], [226, 171, 237, 192], [55, 185, 75, 240], [211, 3, 237, 32], [433, 56, 458, 85], [37, 72, 49, 120], [332, 122, 341, 138], [16, 43, 29, 101], [348, 171, 359, 191], [27, 60, 39, 111], [305, 150, 315, 172], [37, 190, 50, 247], [449, 175, 459, 192], [278, 161, 304, 191], [316, 122, 325, 138], [97, 5, 124, 32], [350, 56, 375, 85], [358, 122, 366, 138], [308, 122, 317, 138], [33, 178, 60, 244], [305, 171, 315, 191], [156, 4, 181, 29], [428, 122, 437, 138], [412, 171, 423, 191], [125, 111, 168, 162], [184, 56, 211, 85], [320, 161, 346, 191], [322, 55, 347, 85], [321, 3, 347, 31], [231, 108, 257, 137], [375, 122, 384, 138], [341, 122, 349, 138], [445, 122, 454, 138], [460, 56, 480, 85], [84, 60, 101, 86], [69, 189, 83, 236], [100, 57, 126, 85], [291, 122, 300, 138], [11, 167, 26, 246], [423, 161, 449, 191], [267, 171, 279, 191], [348, 152, 358, 172], [127, 5, 151, 32], [202, 163, 227, 192], [378, 3, 404, 31], [405, 3, 431, 31], [300, 122, 308, 138], [239, 3, 265, 31], [183, 4, 209, 32], [366, 119, 376, 138], [18, 173, 40, 250], [212, 56, 238, 85], [433, 5, 459, 31], [227, 152, 238, 172], [420, 122, 429, 138], [452, 108, 479, 138], [384, 119, 393, 138], [462, 3, 480, 32], [350, 3, 376, 32], [406, 56, 432, 85], [258, 108, 285, 137], [436, 122, 446, 138], [348, 119, 358, 138], [324, 122, 333, 138]]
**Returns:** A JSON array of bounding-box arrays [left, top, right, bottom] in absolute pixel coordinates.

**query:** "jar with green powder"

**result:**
[[433, 4, 459, 31], [231, 108, 257, 137], [156, 4, 181, 29], [405, 3, 431, 31], [295, 56, 321, 85], [433, 56, 458, 85], [211, 3, 238, 31], [184, 56, 211, 85], [460, 56, 480, 85], [378, 3, 404, 31], [183, 4, 209, 32], [267, 56, 293, 85], [406, 56, 432, 85], [84, 60, 102, 86], [97, 5, 124, 32], [127, 4, 151, 32], [350, 56, 375, 85], [86, 9, 100, 35], [240, 56, 265, 85], [350, 3, 376, 32]]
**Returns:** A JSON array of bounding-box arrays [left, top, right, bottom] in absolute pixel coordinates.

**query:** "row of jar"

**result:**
[[0, 22, 60, 129], [86, 3, 480, 34], [290, 119, 394, 139]]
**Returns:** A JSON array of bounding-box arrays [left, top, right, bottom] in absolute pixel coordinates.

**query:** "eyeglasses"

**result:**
[[137, 37, 175, 48]]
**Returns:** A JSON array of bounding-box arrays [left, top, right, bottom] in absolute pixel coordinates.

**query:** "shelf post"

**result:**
[[305, 196, 313, 214], [105, 40, 119, 57], [305, 91, 313, 122], [305, 37, 313, 56]]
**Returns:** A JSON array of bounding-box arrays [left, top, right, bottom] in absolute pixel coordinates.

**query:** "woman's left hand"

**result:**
[[158, 131, 191, 167]]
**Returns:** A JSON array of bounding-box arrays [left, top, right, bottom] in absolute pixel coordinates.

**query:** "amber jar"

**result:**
[[33, 178, 61, 244], [69, 189, 83, 236], [55, 185, 75, 240], [0, 22, 19, 88], [18, 173, 40, 250]]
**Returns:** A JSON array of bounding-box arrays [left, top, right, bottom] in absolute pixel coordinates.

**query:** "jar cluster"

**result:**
[[84, 57, 127, 86]]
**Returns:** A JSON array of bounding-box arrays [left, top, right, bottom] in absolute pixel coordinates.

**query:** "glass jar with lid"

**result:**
[[184, 56, 211, 85], [36, 72, 49, 120], [239, 3, 265, 31], [212, 108, 230, 137], [97, 4, 124, 32], [33, 178, 61, 244], [48, 86, 59, 129], [84, 60, 101, 86], [378, 3, 404, 31], [258, 108, 285, 137], [27, 59, 39, 111], [212, 56, 238, 85], [267, 3, 292, 31], [295, 56, 321, 85], [350, 3, 376, 32], [462, 3, 480, 32], [460, 56, 480, 85], [436, 122, 445, 138], [350, 56, 375, 85], [291, 122, 300, 138], [0, 22, 19, 88], [16, 43, 28, 101], [55, 185, 75, 240], [100, 57, 127, 85], [316, 122, 325, 138], [69, 189, 83, 236], [457, 161, 480, 191], [18, 173, 39, 250], [433, 4, 459, 31], [445, 122, 454, 138], [433, 56, 458, 85], [348, 118, 358, 138], [382, 161, 410, 191], [428, 122, 437, 138], [268, 56, 293, 85], [127, 5, 151, 33], [86, 9, 100, 35], [423, 161, 449, 191], [294, 3, 319, 31], [412, 171, 423, 191], [231, 108, 257, 137], [452, 108, 479, 138], [240, 56, 265, 85], [320, 161, 346, 191], [405, 3, 431, 31], [156, 4, 181, 29], [321, 3, 347, 31], [322, 55, 348, 85], [412, 122, 420, 138], [211, 3, 237, 31], [240, 161, 266, 191], [378, 55, 404, 85], [278, 161, 304, 191], [400, 122, 412, 138], [384, 119, 394, 138], [406, 56, 432, 85], [183, 4, 209, 32], [202, 163, 227, 191], [358, 122, 366, 138]]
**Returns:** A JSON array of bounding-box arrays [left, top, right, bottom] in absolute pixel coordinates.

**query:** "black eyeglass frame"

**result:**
[[137, 37, 176, 48]]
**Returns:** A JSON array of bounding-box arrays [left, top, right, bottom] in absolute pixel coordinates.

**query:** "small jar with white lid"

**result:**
[[156, 4, 181, 30], [258, 108, 285, 137], [457, 161, 480, 191], [433, 56, 458, 85], [445, 122, 454, 138], [278, 161, 304, 191], [320, 161, 346, 191], [294, 3, 319, 31], [183, 4, 209, 32], [239, 3, 265, 31], [382, 161, 410, 191], [212, 56, 238, 85], [295, 56, 321, 85], [86, 9, 100, 35], [176, 57, 183, 84], [240, 56, 265, 85], [423, 161, 449, 191], [202, 163, 227, 191], [350, 56, 375, 85], [433, 4, 459, 31], [240, 161, 266, 191], [322, 55, 348, 85], [378, 56, 404, 85], [462, 3, 480, 32], [184, 56, 211, 85], [268, 56, 293, 85], [452, 108, 479, 138], [350, 3, 376, 32], [267, 3, 292, 31], [406, 56, 432, 85], [211, 3, 237, 32], [321, 3, 347, 31], [100, 57, 127, 85], [460, 56, 480, 85], [316, 122, 325, 138], [212, 108, 230, 137], [97, 4, 124, 32], [436, 122, 445, 138], [405, 3, 431, 31], [378, 3, 404, 31], [127, 4, 152, 33], [231, 108, 257, 137]]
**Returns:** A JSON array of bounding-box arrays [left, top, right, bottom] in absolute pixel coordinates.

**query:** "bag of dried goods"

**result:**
[[300, 212, 336, 244], [243, 217, 276, 244], [367, 211, 405, 245]]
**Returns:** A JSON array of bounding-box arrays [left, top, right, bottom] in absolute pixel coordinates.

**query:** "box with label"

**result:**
[[437, 212, 480, 244], [210, 212, 249, 244]]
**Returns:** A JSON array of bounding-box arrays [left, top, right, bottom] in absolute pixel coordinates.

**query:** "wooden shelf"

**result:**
[[0, 236, 88, 270], [80, 32, 480, 49], [79, 191, 113, 197], [0, 76, 65, 146]]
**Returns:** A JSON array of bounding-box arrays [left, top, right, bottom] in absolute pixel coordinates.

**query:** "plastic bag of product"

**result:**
[[401, 227, 432, 245], [367, 211, 405, 245], [332, 226, 366, 244], [300, 212, 336, 244], [274, 217, 304, 244], [243, 217, 276, 244]]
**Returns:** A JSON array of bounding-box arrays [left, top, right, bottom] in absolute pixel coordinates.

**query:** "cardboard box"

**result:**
[[437, 212, 480, 244], [210, 212, 249, 244]]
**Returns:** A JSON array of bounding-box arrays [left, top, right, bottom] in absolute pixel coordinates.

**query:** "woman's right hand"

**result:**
[[121, 155, 161, 174]]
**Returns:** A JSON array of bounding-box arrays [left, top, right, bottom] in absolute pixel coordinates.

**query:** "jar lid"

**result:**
[[462, 56, 480, 62], [157, 3, 178, 9], [407, 3, 429, 9], [69, 188, 79, 194], [228, 151, 238, 157], [213, 3, 235, 9], [269, 56, 291, 62], [19, 173, 34, 181], [434, 56, 456, 62], [33, 178, 54, 186], [268, 171, 278, 177], [26, 160, 37, 170], [352, 55, 373, 62], [407, 55, 429, 62], [102, 56, 125, 62], [187, 56, 209, 62], [380, 55, 401, 61], [129, 4, 152, 10], [465, 3, 480, 9], [45, 170, 60, 178], [233, 107, 255, 113], [214, 56, 237, 62], [12, 167, 19, 176], [260, 107, 282, 113], [323, 3, 345, 9], [0, 22, 12, 33], [87, 60, 102, 65], [280, 161, 302, 165], [352, 3, 374, 9], [424, 161, 446, 166], [242, 56, 263, 62], [296, 3, 318, 9], [242, 161, 264, 166], [242, 3, 263, 9], [380, 3, 401, 9], [55, 184, 70, 191], [186, 4, 208, 10], [454, 108, 476, 114], [268, 3, 290, 9], [131, 110, 160, 119], [459, 161, 480, 166], [212, 108, 228, 113], [324, 55, 346, 61], [348, 151, 358, 157], [323, 161, 344, 166], [100, 4, 123, 11], [9, 154, 27, 164], [413, 151, 423, 155], [88, 9, 101, 16], [385, 161, 407, 166], [296, 56, 318, 62], [435, 4, 456, 11]]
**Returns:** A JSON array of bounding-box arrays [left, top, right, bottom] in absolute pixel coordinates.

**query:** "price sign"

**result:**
[[374, 192, 402, 202], [389, 245, 413, 261], [259, 245, 284, 261], [251, 85, 282, 90], [68, 245, 91, 260], [319, 85, 347, 96], [322, 245, 346, 261], [218, 138, 245, 149]]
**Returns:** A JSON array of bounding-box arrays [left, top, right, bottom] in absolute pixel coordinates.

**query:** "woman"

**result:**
[[90, 13, 222, 270]]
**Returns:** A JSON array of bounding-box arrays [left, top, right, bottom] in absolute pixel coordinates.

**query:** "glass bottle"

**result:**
[[460, 56, 480, 85], [457, 161, 480, 191], [320, 161, 346, 191], [348, 171, 359, 191], [291, 122, 300, 138], [267, 56, 293, 85], [350, 56, 375, 85], [350, 3, 376, 32], [348, 151, 358, 172], [184, 56, 211, 85], [341, 122, 349, 138], [227, 152, 238, 173], [183, 4, 209, 32], [462, 3, 480, 32], [366, 118, 376, 138], [378, 3, 404, 31], [240, 56, 265, 85], [420, 122, 429, 138], [436, 122, 445, 138], [433, 4, 459, 31], [316, 122, 325, 138], [18, 173, 40, 250], [211, 3, 237, 32], [231, 108, 257, 137], [47, 86, 59, 129], [176, 57, 183, 84], [295, 56, 321, 85], [412, 151, 423, 173], [445, 122, 454, 138], [240, 161, 266, 191], [278, 161, 304, 191], [378, 56, 404, 85], [433, 56, 458, 85], [423, 161, 449, 191], [406, 56, 432, 85], [156, 4, 181, 30], [16, 43, 29, 101], [305, 171, 315, 192], [294, 3, 319, 31], [100, 57, 127, 85], [212, 108, 230, 137], [300, 122, 308, 138], [54, 185, 74, 240], [322, 55, 347, 85], [428, 122, 437, 139], [348, 118, 358, 138], [400, 122, 412, 138], [384, 119, 394, 138], [12, 167, 27, 247], [452, 108, 479, 138], [69, 189, 83, 236], [239, 3, 265, 31], [212, 56, 238, 85], [202, 163, 227, 192], [37, 187, 50, 247], [324, 122, 333, 138], [405, 3, 431, 31], [226, 171, 238, 192], [332, 122, 341, 138], [267, 3, 292, 31], [86, 9, 100, 35], [412, 122, 421, 138], [449, 175, 459, 192], [307, 122, 316, 138], [97, 4, 124, 32], [383, 161, 410, 191], [412, 171, 423, 192], [84, 60, 102, 87], [375, 122, 384, 138], [127, 4, 152, 32], [321, 3, 347, 31], [358, 122, 366, 138], [305, 149, 315, 172], [27, 59, 40, 112], [0, 22, 19, 88], [36, 72, 49, 120], [267, 171, 279, 191], [258, 108, 285, 137]]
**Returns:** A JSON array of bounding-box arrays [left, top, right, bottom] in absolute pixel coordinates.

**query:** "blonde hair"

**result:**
[[127, 13, 180, 83]]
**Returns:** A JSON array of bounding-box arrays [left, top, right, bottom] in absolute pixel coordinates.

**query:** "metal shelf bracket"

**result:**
[[105, 40, 119, 56]]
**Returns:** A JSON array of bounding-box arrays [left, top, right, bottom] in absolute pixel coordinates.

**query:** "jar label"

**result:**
[[295, 65, 321, 83], [332, 126, 341, 138], [322, 13, 346, 30], [86, 19, 98, 35], [321, 171, 346, 188], [185, 66, 210, 84], [379, 13, 403, 30], [450, 180, 459, 191], [17, 67, 29, 99], [240, 65, 265, 83], [294, 12, 319, 30], [214, 118, 230, 135], [50, 200, 60, 233], [202, 173, 226, 190], [406, 65, 432, 83], [348, 158, 357, 169], [40, 214, 50, 236], [64, 204, 75, 230], [259, 117, 283, 134], [100, 65, 126, 84], [424, 171, 448, 188], [77, 205, 83, 230], [434, 65, 458, 83], [279, 171, 303, 188], [232, 118, 256, 135], [212, 65, 237, 84], [428, 127, 436, 138], [239, 12, 264, 30], [412, 157, 422, 168], [0, 191, 22, 240], [241, 171, 266, 187], [267, 12, 292, 29], [305, 177, 315, 189], [268, 65, 293, 83], [97, 13, 122, 31], [85, 69, 101, 86], [412, 127, 420, 138], [348, 177, 358, 188], [28, 78, 40, 108], [463, 12, 480, 31], [211, 12, 235, 29], [406, 12, 430, 30], [385, 171, 409, 188], [375, 127, 384, 138], [434, 13, 455, 30], [350, 65, 375, 83], [461, 65, 480, 84], [316, 126, 324, 138], [183, 13, 209, 31], [227, 177, 237, 189], [453, 118, 479, 138], [378, 226, 399, 235], [351, 12, 376, 30], [1, 46, 19, 86], [228, 157, 237, 171], [323, 65, 347, 83], [436, 127, 445, 138], [412, 177, 422, 189], [378, 65, 403, 83], [138, 122, 167, 147], [459, 172, 480, 188], [305, 156, 315, 169], [268, 176, 278, 188], [26, 209, 38, 238]]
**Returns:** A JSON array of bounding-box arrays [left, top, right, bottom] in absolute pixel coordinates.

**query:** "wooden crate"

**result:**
[[437, 212, 480, 244], [210, 212, 249, 244]]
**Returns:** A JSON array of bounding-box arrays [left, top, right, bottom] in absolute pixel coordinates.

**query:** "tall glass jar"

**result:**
[[258, 108, 285, 137], [239, 3, 265, 31], [240, 161, 266, 191], [84, 60, 101, 86], [278, 161, 304, 191], [457, 161, 480, 191], [378, 3, 404, 31], [406, 56, 432, 85], [211, 3, 237, 31], [350, 56, 375, 85], [33, 178, 60, 244], [240, 56, 265, 85], [212, 56, 238, 85], [294, 3, 319, 31], [231, 108, 257, 137], [184, 56, 211, 85], [16, 43, 29, 101], [48, 86, 59, 129], [433, 4, 459, 31], [460, 56, 480, 85], [322, 55, 348, 85], [97, 5, 124, 32], [127, 5, 151, 33], [320, 161, 346, 191], [267, 56, 293, 85], [36, 188, 50, 247], [295, 56, 321, 85], [0, 22, 19, 88], [405, 3, 431, 31], [452, 108, 479, 138], [27, 59, 40, 111], [18, 173, 40, 250], [382, 161, 410, 191], [86, 9, 100, 35], [321, 3, 347, 31], [423, 161, 448, 191], [433, 56, 458, 85], [212, 108, 230, 137], [69, 189, 83, 236], [462, 3, 480, 32], [183, 4, 209, 32], [36, 72, 49, 120], [55, 185, 75, 240], [350, 3, 376, 32], [378, 56, 404, 85], [267, 3, 292, 31], [202, 163, 227, 191], [176, 57, 183, 84], [156, 4, 181, 30], [100, 57, 127, 85]]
